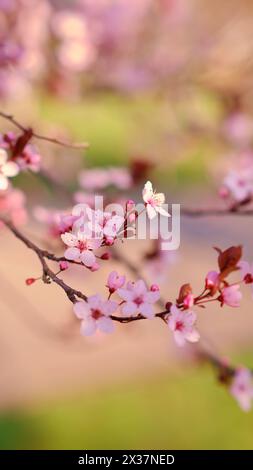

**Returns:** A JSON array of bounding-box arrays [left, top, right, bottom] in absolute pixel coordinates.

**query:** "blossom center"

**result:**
[[134, 296, 144, 306], [78, 240, 87, 252], [175, 320, 184, 331], [91, 309, 102, 320]]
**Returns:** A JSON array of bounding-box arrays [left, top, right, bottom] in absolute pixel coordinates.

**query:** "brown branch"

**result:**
[[0, 217, 170, 324], [0, 111, 89, 149]]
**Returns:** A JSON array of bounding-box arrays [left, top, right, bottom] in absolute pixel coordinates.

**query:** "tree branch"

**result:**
[[0, 111, 89, 149]]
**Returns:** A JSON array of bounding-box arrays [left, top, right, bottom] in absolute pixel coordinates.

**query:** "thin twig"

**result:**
[[0, 111, 89, 149]]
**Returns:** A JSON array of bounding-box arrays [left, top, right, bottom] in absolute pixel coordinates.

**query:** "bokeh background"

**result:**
[[1, 0, 253, 449]]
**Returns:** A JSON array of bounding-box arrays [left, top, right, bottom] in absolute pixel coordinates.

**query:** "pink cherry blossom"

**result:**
[[0, 148, 19, 190], [117, 279, 160, 318], [73, 295, 117, 336], [142, 180, 170, 219], [107, 271, 126, 293], [223, 112, 253, 146], [59, 260, 69, 271], [220, 284, 242, 308], [61, 231, 101, 268], [230, 368, 253, 412], [168, 305, 200, 347], [205, 270, 220, 290]]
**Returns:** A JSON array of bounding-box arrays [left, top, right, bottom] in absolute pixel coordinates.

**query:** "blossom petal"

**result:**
[[146, 204, 157, 220], [117, 288, 134, 302], [122, 301, 137, 315], [134, 279, 147, 296], [154, 193, 165, 205], [101, 300, 117, 316], [73, 301, 90, 319], [64, 247, 80, 260], [80, 250, 96, 267], [185, 328, 200, 343], [144, 290, 160, 304], [88, 294, 102, 309], [61, 232, 78, 247], [156, 206, 171, 217], [139, 302, 154, 319], [97, 316, 114, 334], [142, 180, 153, 203], [173, 330, 186, 347], [80, 318, 97, 336]]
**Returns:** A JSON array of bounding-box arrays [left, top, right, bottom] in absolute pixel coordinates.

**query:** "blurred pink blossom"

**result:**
[[168, 305, 200, 347], [230, 368, 253, 412]]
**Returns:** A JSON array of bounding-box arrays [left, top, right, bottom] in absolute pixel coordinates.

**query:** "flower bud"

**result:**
[[150, 284, 160, 292], [59, 260, 69, 271], [101, 252, 110, 260]]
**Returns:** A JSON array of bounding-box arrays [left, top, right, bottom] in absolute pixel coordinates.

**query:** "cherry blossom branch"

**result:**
[[0, 111, 89, 149], [4, 214, 253, 412]]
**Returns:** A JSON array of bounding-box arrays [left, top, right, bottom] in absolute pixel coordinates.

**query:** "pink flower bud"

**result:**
[[101, 252, 110, 260], [105, 237, 114, 246], [107, 271, 125, 293], [25, 278, 36, 286], [150, 284, 160, 292], [183, 293, 194, 309], [59, 260, 69, 271]]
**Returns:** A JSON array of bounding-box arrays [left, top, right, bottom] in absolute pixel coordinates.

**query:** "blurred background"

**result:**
[[1, 0, 253, 450]]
